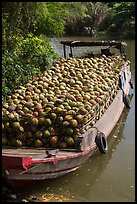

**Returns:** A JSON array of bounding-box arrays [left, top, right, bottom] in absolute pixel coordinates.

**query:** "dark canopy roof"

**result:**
[[60, 40, 127, 58], [60, 40, 127, 47]]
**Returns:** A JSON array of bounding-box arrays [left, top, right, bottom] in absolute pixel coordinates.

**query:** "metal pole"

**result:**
[[69, 46, 73, 57], [63, 44, 66, 58]]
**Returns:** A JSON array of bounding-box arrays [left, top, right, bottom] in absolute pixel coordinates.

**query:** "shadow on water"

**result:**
[[16, 100, 133, 202]]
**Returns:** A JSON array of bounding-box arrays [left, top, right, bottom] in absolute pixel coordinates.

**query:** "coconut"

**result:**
[[64, 136, 74, 146], [34, 139, 42, 147], [50, 136, 58, 146]]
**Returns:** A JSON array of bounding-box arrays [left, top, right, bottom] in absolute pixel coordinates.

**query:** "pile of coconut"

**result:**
[[2, 55, 126, 149]]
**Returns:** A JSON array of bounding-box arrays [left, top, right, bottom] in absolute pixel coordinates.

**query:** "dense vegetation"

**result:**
[[104, 2, 135, 38], [2, 2, 135, 102]]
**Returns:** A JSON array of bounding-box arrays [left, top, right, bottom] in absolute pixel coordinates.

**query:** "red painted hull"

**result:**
[[2, 146, 97, 189]]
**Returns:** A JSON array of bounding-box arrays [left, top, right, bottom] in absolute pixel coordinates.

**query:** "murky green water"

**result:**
[[17, 37, 135, 202]]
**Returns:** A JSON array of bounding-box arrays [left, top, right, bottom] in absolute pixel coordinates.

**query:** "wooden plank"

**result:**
[[75, 128, 98, 151]]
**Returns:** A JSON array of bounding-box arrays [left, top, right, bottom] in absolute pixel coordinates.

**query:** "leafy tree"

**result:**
[[2, 2, 38, 53], [63, 2, 87, 34], [34, 2, 66, 36], [106, 2, 135, 38], [83, 2, 112, 36], [2, 2, 72, 52]]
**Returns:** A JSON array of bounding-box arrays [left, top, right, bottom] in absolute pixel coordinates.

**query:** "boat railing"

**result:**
[[79, 83, 118, 135]]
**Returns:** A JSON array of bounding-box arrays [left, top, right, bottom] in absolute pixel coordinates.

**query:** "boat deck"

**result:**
[[2, 146, 82, 159]]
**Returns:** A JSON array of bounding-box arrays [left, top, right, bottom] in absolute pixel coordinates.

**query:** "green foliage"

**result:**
[[2, 34, 59, 103], [35, 2, 66, 36], [2, 2, 37, 37], [16, 34, 58, 69], [2, 2, 67, 40], [106, 2, 135, 38], [63, 2, 87, 34]]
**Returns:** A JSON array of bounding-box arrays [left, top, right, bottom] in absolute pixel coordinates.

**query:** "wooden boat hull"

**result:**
[[3, 146, 97, 189], [2, 63, 132, 189]]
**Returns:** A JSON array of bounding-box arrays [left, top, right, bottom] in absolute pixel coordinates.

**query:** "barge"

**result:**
[[2, 41, 133, 189]]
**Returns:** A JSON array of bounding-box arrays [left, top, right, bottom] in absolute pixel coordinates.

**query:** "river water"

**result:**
[[17, 37, 135, 202]]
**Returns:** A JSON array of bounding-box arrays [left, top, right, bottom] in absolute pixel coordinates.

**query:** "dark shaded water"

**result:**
[[17, 37, 135, 202]]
